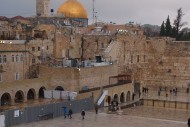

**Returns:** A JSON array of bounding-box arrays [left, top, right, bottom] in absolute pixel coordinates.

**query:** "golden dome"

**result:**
[[57, 0, 88, 19]]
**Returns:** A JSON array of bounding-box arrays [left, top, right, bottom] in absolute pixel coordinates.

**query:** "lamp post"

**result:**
[[67, 91, 70, 101]]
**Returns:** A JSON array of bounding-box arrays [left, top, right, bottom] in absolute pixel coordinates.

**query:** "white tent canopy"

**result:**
[[44, 90, 77, 100]]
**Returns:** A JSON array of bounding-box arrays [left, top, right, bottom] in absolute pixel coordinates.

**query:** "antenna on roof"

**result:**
[[93, 0, 95, 24]]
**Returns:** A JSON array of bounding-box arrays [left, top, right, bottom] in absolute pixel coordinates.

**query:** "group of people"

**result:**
[[63, 107, 86, 120], [62, 104, 99, 120], [158, 86, 178, 97], [63, 107, 73, 119]]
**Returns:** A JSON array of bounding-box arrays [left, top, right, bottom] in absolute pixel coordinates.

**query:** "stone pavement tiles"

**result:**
[[15, 106, 187, 127]]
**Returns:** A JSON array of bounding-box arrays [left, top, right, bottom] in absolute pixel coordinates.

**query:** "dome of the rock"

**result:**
[[57, 0, 88, 19]]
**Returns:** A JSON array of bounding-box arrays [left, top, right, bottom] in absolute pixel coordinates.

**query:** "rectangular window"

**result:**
[[3, 55, 7, 63], [38, 47, 40, 51], [32, 47, 35, 51], [32, 58, 35, 63], [0, 55, 2, 63], [16, 55, 19, 62], [137, 55, 139, 62], [12, 55, 15, 62], [67, 49, 70, 58], [0, 74, 2, 82], [131, 55, 133, 63], [15, 72, 19, 80], [101, 43, 104, 48], [20, 54, 23, 62]]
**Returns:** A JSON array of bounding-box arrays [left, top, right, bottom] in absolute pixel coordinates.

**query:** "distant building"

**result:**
[[36, 0, 50, 17]]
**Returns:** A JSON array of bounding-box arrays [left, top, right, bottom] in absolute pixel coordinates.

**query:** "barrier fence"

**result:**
[[3, 97, 94, 127]]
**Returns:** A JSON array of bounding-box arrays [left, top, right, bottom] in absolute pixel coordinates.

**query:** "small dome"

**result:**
[[57, 0, 87, 19]]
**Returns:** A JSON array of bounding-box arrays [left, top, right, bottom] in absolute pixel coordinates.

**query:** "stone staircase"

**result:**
[[103, 41, 122, 61], [104, 41, 115, 57]]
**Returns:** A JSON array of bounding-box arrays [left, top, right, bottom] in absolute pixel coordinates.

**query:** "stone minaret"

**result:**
[[36, 0, 50, 17]]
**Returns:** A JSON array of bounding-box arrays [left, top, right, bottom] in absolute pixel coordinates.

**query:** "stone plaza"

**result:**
[[13, 87, 190, 127], [15, 106, 188, 127]]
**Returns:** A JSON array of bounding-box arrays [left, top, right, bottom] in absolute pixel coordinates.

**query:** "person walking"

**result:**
[[81, 110, 85, 120], [188, 117, 190, 127], [63, 107, 68, 119], [68, 109, 73, 119], [95, 104, 98, 114]]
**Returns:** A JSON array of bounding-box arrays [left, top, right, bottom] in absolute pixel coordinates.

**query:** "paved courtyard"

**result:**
[[6, 87, 190, 127], [14, 106, 188, 127]]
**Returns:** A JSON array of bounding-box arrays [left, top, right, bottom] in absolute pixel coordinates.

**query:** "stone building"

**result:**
[[0, 23, 141, 108], [0, 20, 10, 40], [0, 16, 32, 40], [0, 41, 31, 83], [36, 0, 50, 17], [2, 0, 185, 109]]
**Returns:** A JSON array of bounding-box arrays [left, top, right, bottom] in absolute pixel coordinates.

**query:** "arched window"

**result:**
[[12, 55, 14, 62], [16, 54, 19, 62], [3, 55, 7, 63], [0, 55, 2, 64], [20, 54, 23, 61]]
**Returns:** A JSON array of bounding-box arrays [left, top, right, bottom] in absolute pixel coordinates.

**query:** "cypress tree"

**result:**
[[173, 8, 186, 40], [160, 21, 165, 36], [165, 16, 172, 36]]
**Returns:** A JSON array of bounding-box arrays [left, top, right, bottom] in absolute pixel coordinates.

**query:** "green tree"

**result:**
[[171, 27, 177, 38], [165, 16, 172, 36], [180, 29, 190, 41], [173, 8, 186, 40], [160, 21, 165, 36]]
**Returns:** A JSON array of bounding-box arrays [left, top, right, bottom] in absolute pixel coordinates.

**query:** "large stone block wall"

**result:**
[[108, 34, 190, 89], [39, 64, 118, 92], [79, 65, 118, 89], [143, 41, 190, 88], [82, 35, 112, 60], [54, 31, 70, 58]]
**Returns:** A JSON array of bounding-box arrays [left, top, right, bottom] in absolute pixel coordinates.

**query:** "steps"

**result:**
[[97, 90, 108, 106]]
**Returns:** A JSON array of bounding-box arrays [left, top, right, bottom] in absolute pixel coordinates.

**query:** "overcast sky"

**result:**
[[0, 0, 190, 27]]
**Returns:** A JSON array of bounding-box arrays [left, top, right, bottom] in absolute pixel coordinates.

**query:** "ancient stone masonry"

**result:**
[[2, 20, 190, 108], [131, 38, 190, 88], [81, 35, 112, 60]]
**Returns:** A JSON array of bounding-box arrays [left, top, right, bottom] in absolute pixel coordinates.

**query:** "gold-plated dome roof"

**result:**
[[57, 0, 88, 19]]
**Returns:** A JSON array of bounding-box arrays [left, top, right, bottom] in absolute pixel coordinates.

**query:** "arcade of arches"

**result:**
[[105, 91, 133, 106], [0, 72, 134, 108], [0, 86, 64, 106]]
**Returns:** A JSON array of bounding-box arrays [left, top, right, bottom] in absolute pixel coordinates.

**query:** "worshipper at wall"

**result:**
[[81, 110, 85, 120], [68, 109, 73, 119]]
